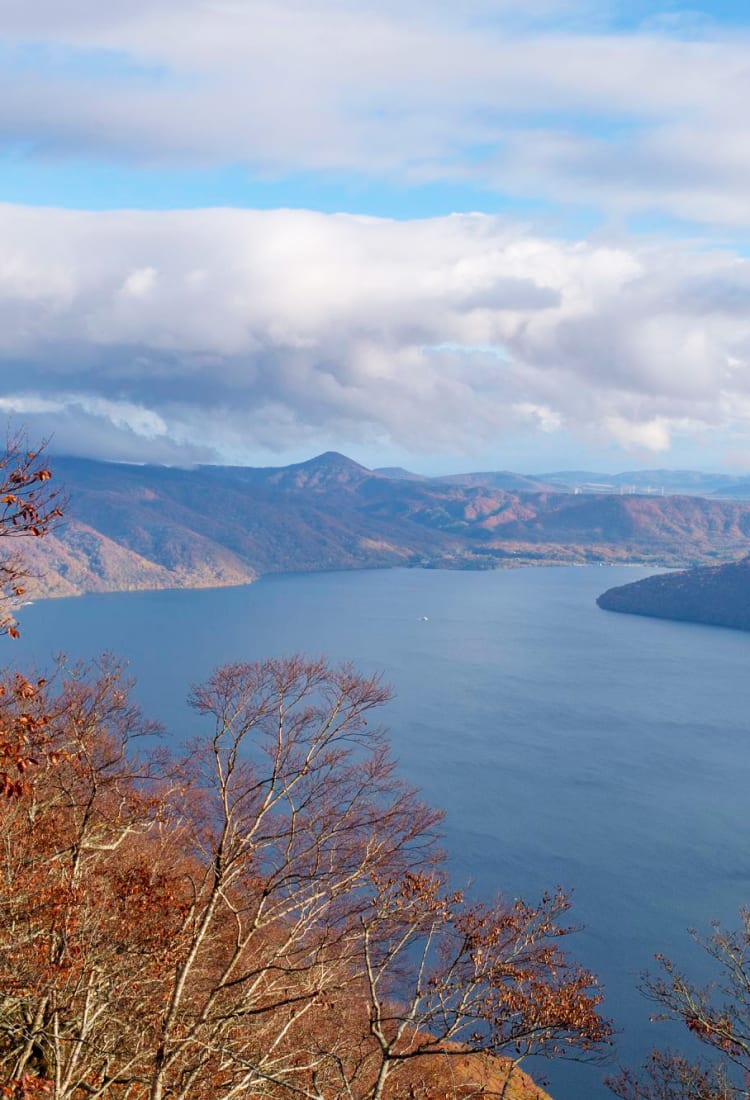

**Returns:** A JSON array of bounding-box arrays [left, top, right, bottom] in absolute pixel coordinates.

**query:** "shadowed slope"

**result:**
[[597, 556, 750, 631], [20, 454, 750, 599]]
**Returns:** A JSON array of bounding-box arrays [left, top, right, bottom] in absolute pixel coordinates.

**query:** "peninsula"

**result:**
[[597, 556, 750, 631]]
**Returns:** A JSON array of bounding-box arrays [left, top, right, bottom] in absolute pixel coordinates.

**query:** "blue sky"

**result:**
[[2, 1, 750, 473]]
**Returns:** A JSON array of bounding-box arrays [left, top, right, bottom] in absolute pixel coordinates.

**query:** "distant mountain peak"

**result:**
[[26, 452, 750, 602], [301, 451, 369, 471], [268, 451, 373, 491]]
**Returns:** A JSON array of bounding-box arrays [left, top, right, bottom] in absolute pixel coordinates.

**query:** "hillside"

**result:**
[[539, 469, 748, 496], [395, 1051, 553, 1098], [597, 556, 750, 631], [17, 452, 750, 600]]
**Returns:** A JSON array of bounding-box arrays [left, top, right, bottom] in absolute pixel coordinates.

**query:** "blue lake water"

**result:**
[[10, 565, 750, 1099]]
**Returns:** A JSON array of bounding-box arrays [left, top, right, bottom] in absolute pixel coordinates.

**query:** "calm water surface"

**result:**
[[11, 566, 750, 1099]]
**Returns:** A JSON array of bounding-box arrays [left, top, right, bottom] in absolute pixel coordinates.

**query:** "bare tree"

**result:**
[[0, 433, 62, 638], [0, 658, 172, 1099], [143, 657, 443, 1100], [608, 912, 750, 1100], [326, 872, 611, 1100], [608, 1049, 736, 1100], [0, 655, 610, 1100]]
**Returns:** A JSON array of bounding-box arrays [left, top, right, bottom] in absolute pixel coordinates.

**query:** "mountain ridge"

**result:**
[[17, 452, 750, 601]]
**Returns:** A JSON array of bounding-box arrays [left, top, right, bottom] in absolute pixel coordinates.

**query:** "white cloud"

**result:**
[[514, 402, 563, 433], [0, 2, 750, 227], [0, 205, 749, 463], [122, 266, 157, 298], [603, 414, 673, 453], [0, 391, 168, 439]]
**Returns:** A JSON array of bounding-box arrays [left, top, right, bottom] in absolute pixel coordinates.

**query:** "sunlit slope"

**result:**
[[23, 452, 750, 598]]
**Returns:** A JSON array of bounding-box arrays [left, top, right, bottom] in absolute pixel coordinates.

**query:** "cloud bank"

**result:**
[[0, 204, 749, 465], [1, 1, 750, 229]]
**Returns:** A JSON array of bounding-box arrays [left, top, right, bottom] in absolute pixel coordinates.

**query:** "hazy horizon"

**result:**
[[46, 446, 750, 481]]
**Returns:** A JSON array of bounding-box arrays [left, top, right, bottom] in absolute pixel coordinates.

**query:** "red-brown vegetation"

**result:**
[[0, 656, 611, 1099], [607, 913, 750, 1099], [0, 435, 62, 635], [0, 442, 612, 1098]]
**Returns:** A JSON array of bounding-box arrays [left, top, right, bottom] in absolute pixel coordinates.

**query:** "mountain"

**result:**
[[540, 469, 748, 496], [373, 466, 429, 481], [226, 451, 374, 492], [375, 467, 557, 491], [710, 478, 750, 499], [435, 471, 559, 493], [380, 464, 750, 497], [597, 556, 750, 631], [16, 452, 750, 600]]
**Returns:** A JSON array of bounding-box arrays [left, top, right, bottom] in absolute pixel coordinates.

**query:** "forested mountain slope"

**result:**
[[597, 556, 750, 631], [21, 452, 750, 599]]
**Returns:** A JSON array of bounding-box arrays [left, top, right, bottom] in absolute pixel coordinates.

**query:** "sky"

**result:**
[[3, 1, 750, 473]]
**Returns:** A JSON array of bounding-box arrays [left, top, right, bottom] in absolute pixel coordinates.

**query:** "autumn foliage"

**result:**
[[608, 914, 750, 1100], [0, 440, 610, 1097], [0, 435, 62, 637], [0, 655, 611, 1100]]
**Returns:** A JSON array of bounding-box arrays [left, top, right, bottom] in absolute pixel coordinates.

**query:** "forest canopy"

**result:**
[[0, 653, 611, 1100]]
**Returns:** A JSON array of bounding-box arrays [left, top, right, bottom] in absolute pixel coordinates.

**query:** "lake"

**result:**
[[10, 564, 750, 1099]]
